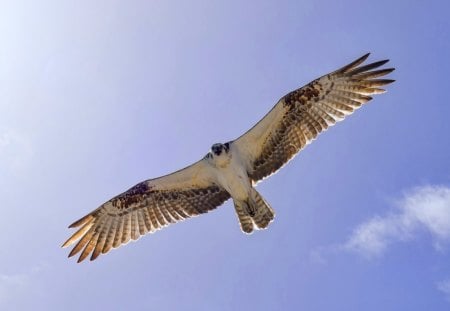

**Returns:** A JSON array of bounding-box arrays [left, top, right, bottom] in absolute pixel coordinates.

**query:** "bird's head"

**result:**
[[211, 142, 230, 157]]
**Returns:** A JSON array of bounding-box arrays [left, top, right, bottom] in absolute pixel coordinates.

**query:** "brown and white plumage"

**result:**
[[233, 53, 394, 182], [63, 53, 394, 262], [63, 160, 230, 262]]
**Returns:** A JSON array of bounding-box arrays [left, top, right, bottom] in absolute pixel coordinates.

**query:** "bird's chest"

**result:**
[[215, 157, 251, 201]]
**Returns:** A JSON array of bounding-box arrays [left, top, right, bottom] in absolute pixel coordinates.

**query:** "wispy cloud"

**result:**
[[437, 279, 450, 302], [0, 264, 47, 306], [344, 185, 450, 258], [0, 273, 30, 303], [0, 128, 33, 176], [310, 185, 450, 302]]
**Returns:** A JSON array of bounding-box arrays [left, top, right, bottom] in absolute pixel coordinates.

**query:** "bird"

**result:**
[[63, 53, 395, 262]]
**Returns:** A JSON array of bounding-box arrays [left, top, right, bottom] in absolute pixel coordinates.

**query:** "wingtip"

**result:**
[[337, 53, 371, 74], [376, 79, 396, 93], [359, 53, 371, 63], [68, 221, 80, 229], [367, 59, 390, 69], [61, 240, 70, 248], [77, 252, 89, 263], [69, 215, 93, 228], [90, 250, 101, 261], [68, 248, 78, 258], [71, 249, 101, 263], [378, 59, 390, 66]]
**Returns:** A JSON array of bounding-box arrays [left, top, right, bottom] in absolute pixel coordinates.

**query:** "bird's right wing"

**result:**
[[62, 157, 230, 262]]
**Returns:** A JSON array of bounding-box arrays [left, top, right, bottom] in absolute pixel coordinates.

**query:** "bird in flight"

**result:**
[[63, 53, 395, 262]]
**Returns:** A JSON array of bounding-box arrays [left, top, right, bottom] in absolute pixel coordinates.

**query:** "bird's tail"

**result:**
[[233, 188, 275, 234]]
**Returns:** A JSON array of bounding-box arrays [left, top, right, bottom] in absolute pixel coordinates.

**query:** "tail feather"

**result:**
[[249, 189, 275, 229], [233, 188, 275, 234], [234, 201, 254, 234]]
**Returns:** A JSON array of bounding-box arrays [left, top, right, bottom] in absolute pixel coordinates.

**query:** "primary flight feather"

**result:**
[[63, 53, 395, 262]]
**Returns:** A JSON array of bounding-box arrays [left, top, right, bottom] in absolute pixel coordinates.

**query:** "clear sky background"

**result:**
[[1, 0, 449, 310]]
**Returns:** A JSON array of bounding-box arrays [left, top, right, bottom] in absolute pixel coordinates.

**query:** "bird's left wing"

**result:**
[[232, 53, 395, 182], [62, 158, 230, 262]]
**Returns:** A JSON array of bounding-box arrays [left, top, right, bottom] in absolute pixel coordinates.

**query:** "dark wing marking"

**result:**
[[232, 53, 395, 182], [62, 159, 230, 262]]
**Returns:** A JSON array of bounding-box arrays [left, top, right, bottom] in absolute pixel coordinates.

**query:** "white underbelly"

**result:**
[[216, 161, 251, 201]]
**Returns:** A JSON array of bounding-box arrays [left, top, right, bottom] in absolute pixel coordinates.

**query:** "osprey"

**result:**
[[63, 53, 395, 262]]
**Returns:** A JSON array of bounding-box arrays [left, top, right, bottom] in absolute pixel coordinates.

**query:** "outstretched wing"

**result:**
[[62, 158, 230, 262], [232, 53, 395, 182]]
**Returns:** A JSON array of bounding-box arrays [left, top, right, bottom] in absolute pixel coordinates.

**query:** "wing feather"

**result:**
[[153, 204, 167, 227], [81, 232, 99, 262], [92, 216, 113, 260], [112, 218, 124, 248], [121, 213, 132, 244], [102, 217, 117, 254], [137, 211, 147, 235], [62, 221, 94, 248], [148, 204, 160, 229], [141, 208, 153, 232], [232, 53, 394, 182], [130, 211, 139, 241], [69, 225, 95, 257]]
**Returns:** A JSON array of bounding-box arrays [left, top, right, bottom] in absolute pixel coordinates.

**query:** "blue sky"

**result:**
[[1, 0, 450, 310]]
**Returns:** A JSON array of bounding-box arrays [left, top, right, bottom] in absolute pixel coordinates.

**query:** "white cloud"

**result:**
[[0, 264, 47, 306], [0, 128, 33, 176], [0, 273, 30, 303], [437, 279, 450, 302], [309, 247, 328, 265], [345, 185, 450, 258]]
